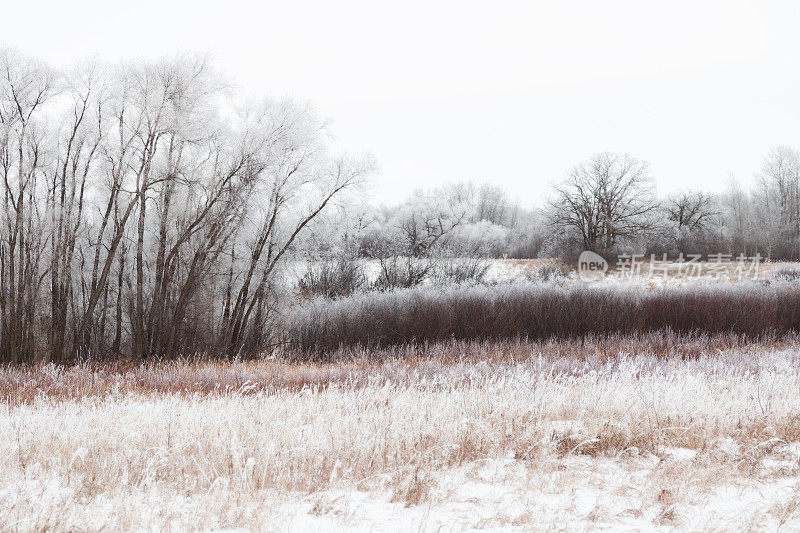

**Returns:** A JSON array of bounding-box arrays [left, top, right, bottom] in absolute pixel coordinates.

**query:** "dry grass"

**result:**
[[3, 340, 800, 530], [0, 332, 785, 403]]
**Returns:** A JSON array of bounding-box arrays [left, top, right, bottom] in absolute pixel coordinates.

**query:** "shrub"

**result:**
[[372, 257, 432, 291], [372, 256, 490, 290], [432, 258, 490, 285], [285, 281, 800, 357], [297, 258, 366, 299], [524, 263, 567, 283], [774, 267, 800, 282]]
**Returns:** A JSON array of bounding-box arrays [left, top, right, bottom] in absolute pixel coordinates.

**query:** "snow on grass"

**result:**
[[3, 344, 800, 530]]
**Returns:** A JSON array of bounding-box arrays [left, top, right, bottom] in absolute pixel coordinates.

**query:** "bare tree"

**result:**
[[721, 176, 756, 256], [752, 146, 800, 259], [46, 62, 103, 362], [548, 152, 659, 253], [0, 50, 58, 363], [665, 191, 716, 232], [0, 50, 375, 363], [220, 146, 374, 355], [474, 183, 509, 225]]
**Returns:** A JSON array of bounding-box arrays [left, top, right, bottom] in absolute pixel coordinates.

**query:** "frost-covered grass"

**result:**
[[3, 341, 800, 530]]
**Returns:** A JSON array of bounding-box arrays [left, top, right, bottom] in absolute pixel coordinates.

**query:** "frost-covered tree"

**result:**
[[0, 50, 374, 363], [547, 152, 659, 255]]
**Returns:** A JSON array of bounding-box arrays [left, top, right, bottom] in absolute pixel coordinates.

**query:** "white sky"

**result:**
[[4, 0, 800, 206]]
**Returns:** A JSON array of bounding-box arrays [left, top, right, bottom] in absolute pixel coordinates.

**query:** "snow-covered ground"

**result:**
[[284, 449, 800, 532], [282, 257, 799, 291], [4, 346, 800, 530]]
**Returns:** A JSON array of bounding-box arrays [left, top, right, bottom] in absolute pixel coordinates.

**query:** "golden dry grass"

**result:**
[[3, 340, 800, 530]]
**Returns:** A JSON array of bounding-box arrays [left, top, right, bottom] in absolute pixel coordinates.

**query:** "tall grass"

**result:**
[[0, 333, 775, 403], [4, 345, 800, 529], [285, 281, 800, 356]]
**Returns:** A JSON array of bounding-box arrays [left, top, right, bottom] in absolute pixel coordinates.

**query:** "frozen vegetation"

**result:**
[[4, 48, 800, 532], [3, 343, 800, 530], [286, 279, 800, 355]]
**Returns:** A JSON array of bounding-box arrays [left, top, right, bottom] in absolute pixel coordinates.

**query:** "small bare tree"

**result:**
[[665, 191, 716, 232], [363, 192, 466, 289]]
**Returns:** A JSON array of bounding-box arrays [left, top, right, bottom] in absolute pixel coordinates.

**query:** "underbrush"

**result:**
[[285, 280, 800, 357], [1, 333, 784, 403], [297, 258, 367, 298], [296, 257, 491, 297]]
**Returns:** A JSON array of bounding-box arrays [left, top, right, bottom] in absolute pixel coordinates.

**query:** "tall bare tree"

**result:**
[[0, 50, 58, 363], [0, 50, 374, 363]]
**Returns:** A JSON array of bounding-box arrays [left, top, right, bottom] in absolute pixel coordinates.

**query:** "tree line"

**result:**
[[0, 50, 372, 363], [548, 149, 800, 261], [2, 49, 797, 363], [316, 149, 800, 270]]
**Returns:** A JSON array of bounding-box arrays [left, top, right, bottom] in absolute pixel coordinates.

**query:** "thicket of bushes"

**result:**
[[285, 281, 800, 357], [297, 257, 493, 298], [297, 259, 367, 299]]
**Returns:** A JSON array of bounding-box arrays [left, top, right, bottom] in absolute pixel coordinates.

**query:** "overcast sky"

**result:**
[[4, 0, 800, 206]]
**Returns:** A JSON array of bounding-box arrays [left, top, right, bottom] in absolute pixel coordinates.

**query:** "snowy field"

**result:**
[[283, 257, 800, 290], [3, 345, 800, 531], [484, 258, 795, 287]]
